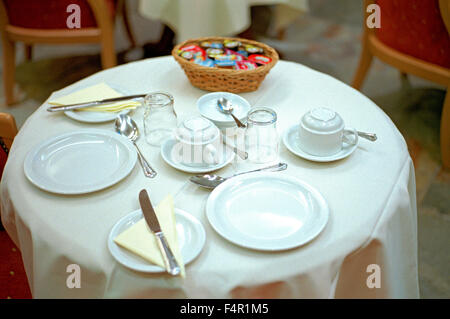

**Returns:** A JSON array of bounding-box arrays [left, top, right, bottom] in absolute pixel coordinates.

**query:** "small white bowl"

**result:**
[[197, 92, 251, 129]]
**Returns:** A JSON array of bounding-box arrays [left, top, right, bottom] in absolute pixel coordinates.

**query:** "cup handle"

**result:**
[[204, 144, 219, 164], [343, 128, 358, 145]]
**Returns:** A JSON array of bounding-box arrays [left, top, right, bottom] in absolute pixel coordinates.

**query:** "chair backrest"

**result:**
[[0, 112, 17, 150], [371, 0, 450, 68], [0, 0, 116, 29]]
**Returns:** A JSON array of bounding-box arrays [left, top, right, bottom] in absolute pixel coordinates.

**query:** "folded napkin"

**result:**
[[49, 82, 140, 112], [114, 194, 186, 277]]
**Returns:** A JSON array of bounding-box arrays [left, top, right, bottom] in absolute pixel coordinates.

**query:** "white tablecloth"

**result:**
[[0, 57, 419, 298], [138, 0, 309, 42]]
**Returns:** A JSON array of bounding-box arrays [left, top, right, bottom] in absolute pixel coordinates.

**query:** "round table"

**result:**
[[0, 56, 419, 298]]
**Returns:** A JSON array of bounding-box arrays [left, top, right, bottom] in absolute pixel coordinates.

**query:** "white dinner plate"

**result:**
[[197, 92, 251, 129], [283, 124, 358, 162], [108, 208, 206, 273], [206, 172, 329, 251], [24, 129, 137, 194], [160, 138, 235, 173]]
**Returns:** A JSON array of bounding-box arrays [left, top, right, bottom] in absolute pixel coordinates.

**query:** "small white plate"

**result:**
[[160, 138, 235, 173], [24, 129, 137, 194], [206, 172, 329, 251], [64, 109, 131, 124], [108, 208, 206, 273], [197, 92, 251, 128], [63, 84, 136, 123], [283, 124, 358, 162]]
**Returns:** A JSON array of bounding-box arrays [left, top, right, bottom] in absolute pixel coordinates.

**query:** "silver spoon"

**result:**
[[357, 131, 377, 141], [221, 133, 248, 160], [115, 114, 157, 178], [217, 97, 246, 128], [189, 162, 288, 189]]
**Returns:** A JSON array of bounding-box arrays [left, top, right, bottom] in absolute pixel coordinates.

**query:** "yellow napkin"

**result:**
[[114, 194, 186, 277], [49, 82, 140, 112]]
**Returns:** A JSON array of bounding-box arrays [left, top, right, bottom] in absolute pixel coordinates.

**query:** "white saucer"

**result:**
[[283, 124, 358, 162], [160, 138, 235, 173], [108, 208, 206, 273], [197, 92, 251, 129]]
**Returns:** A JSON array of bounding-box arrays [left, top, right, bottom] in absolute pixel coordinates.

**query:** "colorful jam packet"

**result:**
[[234, 60, 258, 70], [248, 54, 272, 65]]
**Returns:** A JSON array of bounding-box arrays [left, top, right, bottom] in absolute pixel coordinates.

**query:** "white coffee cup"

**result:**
[[298, 107, 358, 156], [173, 116, 220, 166]]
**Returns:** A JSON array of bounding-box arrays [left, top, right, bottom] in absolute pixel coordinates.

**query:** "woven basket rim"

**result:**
[[171, 36, 279, 75]]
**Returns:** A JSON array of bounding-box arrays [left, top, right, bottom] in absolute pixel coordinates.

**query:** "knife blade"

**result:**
[[46, 94, 147, 112], [138, 189, 181, 276]]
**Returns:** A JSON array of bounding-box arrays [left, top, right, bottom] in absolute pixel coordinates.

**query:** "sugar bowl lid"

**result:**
[[175, 116, 220, 145], [301, 107, 343, 133]]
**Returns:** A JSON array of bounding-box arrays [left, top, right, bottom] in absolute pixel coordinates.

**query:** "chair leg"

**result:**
[[441, 88, 450, 169], [120, 0, 137, 48], [352, 39, 373, 90], [24, 44, 33, 61], [100, 29, 117, 69], [100, 42, 117, 69], [400, 71, 408, 80], [2, 36, 16, 105], [277, 28, 286, 41]]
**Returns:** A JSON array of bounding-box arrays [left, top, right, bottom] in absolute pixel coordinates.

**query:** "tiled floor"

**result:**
[[0, 0, 448, 298]]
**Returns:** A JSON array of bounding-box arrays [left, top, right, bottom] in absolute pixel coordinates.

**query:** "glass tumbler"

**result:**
[[245, 107, 279, 163], [143, 92, 177, 146]]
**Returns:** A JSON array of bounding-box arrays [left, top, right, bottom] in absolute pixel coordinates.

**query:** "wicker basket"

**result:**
[[172, 36, 279, 93]]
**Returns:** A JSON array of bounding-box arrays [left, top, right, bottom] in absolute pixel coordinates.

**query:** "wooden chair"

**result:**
[[352, 0, 450, 169], [0, 112, 17, 230], [0, 0, 136, 106], [0, 112, 17, 151]]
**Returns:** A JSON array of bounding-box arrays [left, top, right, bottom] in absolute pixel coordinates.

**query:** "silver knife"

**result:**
[[46, 94, 147, 112], [138, 189, 181, 276]]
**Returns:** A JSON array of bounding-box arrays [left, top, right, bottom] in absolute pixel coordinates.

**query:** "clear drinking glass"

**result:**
[[245, 107, 279, 163], [143, 92, 177, 146]]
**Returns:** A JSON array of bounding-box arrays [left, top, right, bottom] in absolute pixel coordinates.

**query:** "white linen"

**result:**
[[138, 0, 309, 42], [0, 57, 419, 298]]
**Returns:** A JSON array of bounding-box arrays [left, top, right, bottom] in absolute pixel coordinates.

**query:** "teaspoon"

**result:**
[[114, 114, 157, 178], [357, 131, 377, 141], [189, 162, 287, 189], [217, 97, 246, 128]]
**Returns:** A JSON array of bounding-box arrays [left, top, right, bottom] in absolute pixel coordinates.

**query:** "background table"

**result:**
[[0, 56, 419, 298], [138, 0, 309, 42]]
